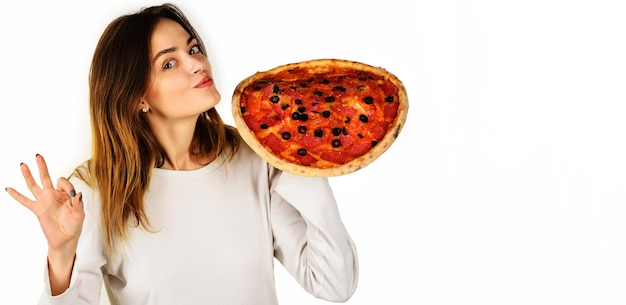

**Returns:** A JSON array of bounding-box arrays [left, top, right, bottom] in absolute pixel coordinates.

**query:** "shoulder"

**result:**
[[231, 133, 267, 166], [224, 130, 284, 179]]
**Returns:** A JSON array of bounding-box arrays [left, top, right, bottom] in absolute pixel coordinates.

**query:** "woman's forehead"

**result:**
[[150, 19, 192, 58]]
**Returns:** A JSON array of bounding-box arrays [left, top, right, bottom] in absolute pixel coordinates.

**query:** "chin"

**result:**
[[201, 90, 221, 111]]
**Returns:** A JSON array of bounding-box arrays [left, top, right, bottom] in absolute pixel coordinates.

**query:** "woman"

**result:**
[[6, 3, 358, 304]]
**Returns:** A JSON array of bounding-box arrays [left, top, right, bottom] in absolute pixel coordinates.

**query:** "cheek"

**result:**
[[203, 57, 213, 73], [148, 76, 187, 105]]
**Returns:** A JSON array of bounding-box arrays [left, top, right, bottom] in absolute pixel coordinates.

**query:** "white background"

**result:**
[[1, 0, 625, 304]]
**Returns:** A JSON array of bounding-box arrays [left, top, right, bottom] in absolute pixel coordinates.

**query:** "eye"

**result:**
[[162, 59, 176, 70], [189, 45, 201, 55]]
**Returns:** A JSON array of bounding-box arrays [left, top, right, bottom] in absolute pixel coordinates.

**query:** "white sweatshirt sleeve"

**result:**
[[38, 179, 106, 305], [270, 169, 359, 302]]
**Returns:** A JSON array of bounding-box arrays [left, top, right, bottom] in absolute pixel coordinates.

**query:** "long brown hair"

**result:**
[[73, 3, 239, 255]]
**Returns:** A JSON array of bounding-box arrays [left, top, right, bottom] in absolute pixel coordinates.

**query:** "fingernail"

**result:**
[[70, 189, 76, 197]]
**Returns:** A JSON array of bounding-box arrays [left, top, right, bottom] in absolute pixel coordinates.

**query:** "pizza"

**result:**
[[231, 58, 408, 177]]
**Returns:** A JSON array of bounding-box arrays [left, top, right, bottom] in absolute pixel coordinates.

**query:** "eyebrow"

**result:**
[[153, 36, 196, 64]]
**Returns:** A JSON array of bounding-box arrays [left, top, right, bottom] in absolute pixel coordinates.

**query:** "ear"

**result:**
[[139, 100, 151, 113]]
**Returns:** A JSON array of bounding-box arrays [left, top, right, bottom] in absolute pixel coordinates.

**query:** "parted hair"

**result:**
[[73, 3, 239, 256]]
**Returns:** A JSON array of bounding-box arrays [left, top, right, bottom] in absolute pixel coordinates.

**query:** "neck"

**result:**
[[162, 153, 200, 171], [149, 118, 209, 171]]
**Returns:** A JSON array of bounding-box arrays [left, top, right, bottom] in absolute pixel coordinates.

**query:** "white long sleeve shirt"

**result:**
[[39, 143, 358, 304]]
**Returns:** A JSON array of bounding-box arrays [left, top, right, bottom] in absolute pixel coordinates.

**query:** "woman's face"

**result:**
[[142, 18, 220, 122]]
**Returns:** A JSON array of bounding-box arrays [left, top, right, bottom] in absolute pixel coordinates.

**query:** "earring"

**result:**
[[141, 107, 148, 113]]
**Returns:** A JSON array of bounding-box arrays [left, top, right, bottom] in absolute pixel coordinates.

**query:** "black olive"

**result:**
[[270, 95, 280, 103], [291, 112, 301, 120], [273, 86, 280, 94], [314, 129, 323, 137], [364, 96, 374, 104], [297, 106, 306, 113], [294, 99, 303, 105], [297, 148, 307, 156], [359, 114, 369, 123], [333, 86, 346, 92], [299, 113, 309, 122], [253, 86, 262, 91], [322, 110, 331, 118], [307, 77, 314, 83], [325, 96, 335, 103], [260, 124, 268, 129], [298, 125, 307, 134], [332, 139, 341, 148], [321, 79, 330, 84], [385, 96, 395, 103], [342, 127, 348, 135], [358, 133, 364, 138], [282, 132, 291, 140], [240, 106, 246, 114], [300, 83, 307, 88], [332, 128, 342, 136], [313, 91, 323, 96], [371, 140, 378, 147]]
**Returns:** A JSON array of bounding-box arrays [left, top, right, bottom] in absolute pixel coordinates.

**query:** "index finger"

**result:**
[[56, 177, 76, 204]]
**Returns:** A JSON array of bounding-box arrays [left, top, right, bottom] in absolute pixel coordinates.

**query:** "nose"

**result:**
[[187, 55, 204, 74]]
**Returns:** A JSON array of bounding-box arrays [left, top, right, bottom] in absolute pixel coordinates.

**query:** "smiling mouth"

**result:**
[[195, 76, 213, 88]]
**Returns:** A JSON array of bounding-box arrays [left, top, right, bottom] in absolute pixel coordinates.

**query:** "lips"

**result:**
[[195, 75, 213, 88]]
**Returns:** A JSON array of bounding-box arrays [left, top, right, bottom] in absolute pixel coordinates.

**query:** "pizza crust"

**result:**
[[232, 58, 408, 177]]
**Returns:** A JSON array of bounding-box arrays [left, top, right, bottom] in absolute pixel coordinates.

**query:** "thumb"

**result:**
[[68, 191, 85, 216]]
